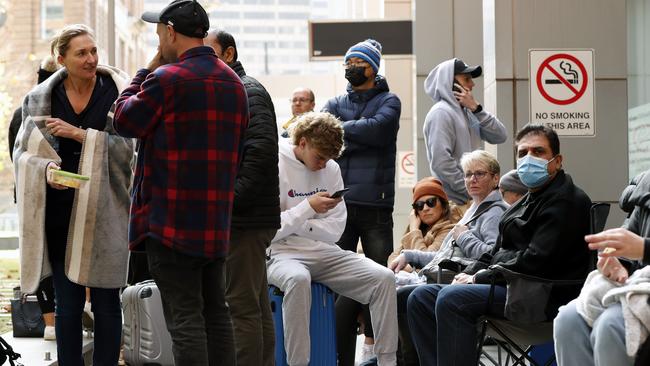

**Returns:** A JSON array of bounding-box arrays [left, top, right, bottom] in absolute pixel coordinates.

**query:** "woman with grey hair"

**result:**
[[389, 150, 508, 366], [390, 150, 508, 280], [13, 24, 132, 364]]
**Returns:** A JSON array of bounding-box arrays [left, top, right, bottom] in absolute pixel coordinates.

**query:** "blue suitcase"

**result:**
[[269, 282, 337, 366], [529, 341, 557, 366]]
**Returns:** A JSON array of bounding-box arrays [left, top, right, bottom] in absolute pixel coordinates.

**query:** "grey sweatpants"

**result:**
[[554, 300, 634, 366], [267, 240, 398, 366]]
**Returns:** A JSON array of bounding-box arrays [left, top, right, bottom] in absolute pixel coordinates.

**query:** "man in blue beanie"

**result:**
[[322, 38, 401, 365]]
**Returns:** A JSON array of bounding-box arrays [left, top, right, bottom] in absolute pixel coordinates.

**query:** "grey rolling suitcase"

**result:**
[[122, 280, 174, 366]]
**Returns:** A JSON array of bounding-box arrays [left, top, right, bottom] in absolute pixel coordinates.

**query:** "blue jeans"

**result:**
[[554, 300, 633, 366], [51, 260, 122, 366], [146, 238, 235, 366], [407, 284, 506, 366], [396, 285, 420, 366]]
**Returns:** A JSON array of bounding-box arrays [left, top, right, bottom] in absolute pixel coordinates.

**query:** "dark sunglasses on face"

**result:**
[[412, 197, 438, 211]]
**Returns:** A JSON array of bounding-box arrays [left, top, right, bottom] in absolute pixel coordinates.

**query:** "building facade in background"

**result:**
[[627, 0, 650, 179], [0, 0, 147, 193], [206, 0, 347, 75], [143, 0, 381, 77], [0, 0, 147, 103]]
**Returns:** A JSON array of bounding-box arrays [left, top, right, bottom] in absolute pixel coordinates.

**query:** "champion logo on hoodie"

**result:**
[[288, 188, 327, 198]]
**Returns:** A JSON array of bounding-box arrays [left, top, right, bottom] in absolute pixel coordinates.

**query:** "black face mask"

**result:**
[[345, 66, 369, 87]]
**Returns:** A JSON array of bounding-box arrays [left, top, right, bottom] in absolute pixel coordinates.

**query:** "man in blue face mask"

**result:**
[[515, 127, 562, 189], [407, 124, 593, 365]]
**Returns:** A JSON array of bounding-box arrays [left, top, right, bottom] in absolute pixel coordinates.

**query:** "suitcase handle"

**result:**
[[136, 279, 156, 286]]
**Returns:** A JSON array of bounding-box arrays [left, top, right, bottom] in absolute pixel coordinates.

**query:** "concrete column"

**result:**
[[384, 0, 415, 248], [108, 0, 115, 66], [482, 0, 628, 226], [414, 0, 485, 180]]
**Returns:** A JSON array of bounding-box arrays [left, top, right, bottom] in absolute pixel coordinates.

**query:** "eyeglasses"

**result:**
[[412, 197, 438, 212], [464, 170, 490, 180], [343, 61, 370, 69], [290, 98, 313, 104]]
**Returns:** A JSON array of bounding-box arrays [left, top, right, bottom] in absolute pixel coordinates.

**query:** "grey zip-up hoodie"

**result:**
[[423, 58, 507, 204]]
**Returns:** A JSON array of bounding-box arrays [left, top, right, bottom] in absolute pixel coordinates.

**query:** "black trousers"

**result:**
[[146, 238, 235, 366]]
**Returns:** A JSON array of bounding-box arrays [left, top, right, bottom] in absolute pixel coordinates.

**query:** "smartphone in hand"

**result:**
[[330, 188, 350, 199], [452, 83, 463, 93]]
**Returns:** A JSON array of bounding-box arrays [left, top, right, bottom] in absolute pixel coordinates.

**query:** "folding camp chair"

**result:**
[[476, 202, 610, 366]]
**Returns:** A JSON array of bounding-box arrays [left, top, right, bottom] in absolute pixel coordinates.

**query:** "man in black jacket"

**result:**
[[205, 30, 281, 366], [407, 124, 592, 365]]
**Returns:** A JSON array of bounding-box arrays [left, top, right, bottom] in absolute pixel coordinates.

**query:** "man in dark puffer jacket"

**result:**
[[322, 38, 401, 365], [205, 30, 281, 366]]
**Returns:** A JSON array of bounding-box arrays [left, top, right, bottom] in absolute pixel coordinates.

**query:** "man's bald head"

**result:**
[[290, 87, 315, 117]]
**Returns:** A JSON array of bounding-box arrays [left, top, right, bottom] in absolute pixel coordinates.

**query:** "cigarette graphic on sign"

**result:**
[[545, 61, 579, 84]]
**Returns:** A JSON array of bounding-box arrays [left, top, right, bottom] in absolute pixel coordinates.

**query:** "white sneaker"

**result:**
[[83, 302, 94, 320], [360, 343, 375, 363], [82, 302, 94, 331], [43, 325, 56, 341]]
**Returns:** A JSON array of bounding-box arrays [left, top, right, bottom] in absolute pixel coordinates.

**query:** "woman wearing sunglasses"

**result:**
[[389, 150, 508, 366], [390, 150, 508, 280], [387, 177, 461, 273]]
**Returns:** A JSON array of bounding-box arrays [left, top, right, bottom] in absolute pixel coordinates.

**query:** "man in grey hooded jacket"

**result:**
[[423, 58, 507, 205]]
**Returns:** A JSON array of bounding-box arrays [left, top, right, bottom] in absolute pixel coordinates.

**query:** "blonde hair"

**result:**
[[460, 150, 501, 175], [51, 24, 95, 58], [291, 112, 344, 159]]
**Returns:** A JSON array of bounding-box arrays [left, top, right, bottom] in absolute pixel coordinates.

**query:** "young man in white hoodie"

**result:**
[[423, 58, 507, 206], [267, 112, 398, 366]]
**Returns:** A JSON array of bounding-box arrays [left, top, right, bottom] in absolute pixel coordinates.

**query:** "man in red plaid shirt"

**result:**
[[113, 1, 248, 364]]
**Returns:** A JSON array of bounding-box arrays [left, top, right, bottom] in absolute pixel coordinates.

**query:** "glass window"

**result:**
[[278, 0, 309, 5], [243, 26, 275, 33], [278, 12, 309, 20], [211, 11, 241, 19], [243, 41, 266, 48], [247, 12, 274, 19], [627, 0, 650, 178], [41, 0, 64, 39]]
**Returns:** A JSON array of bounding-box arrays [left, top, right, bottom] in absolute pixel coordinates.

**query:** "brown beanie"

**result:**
[[412, 177, 448, 203]]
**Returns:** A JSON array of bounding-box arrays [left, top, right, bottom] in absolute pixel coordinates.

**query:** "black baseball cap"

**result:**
[[141, 0, 209, 39], [454, 59, 482, 78]]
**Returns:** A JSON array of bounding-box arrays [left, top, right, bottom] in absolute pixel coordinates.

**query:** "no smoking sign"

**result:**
[[398, 151, 415, 188], [529, 49, 595, 136]]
